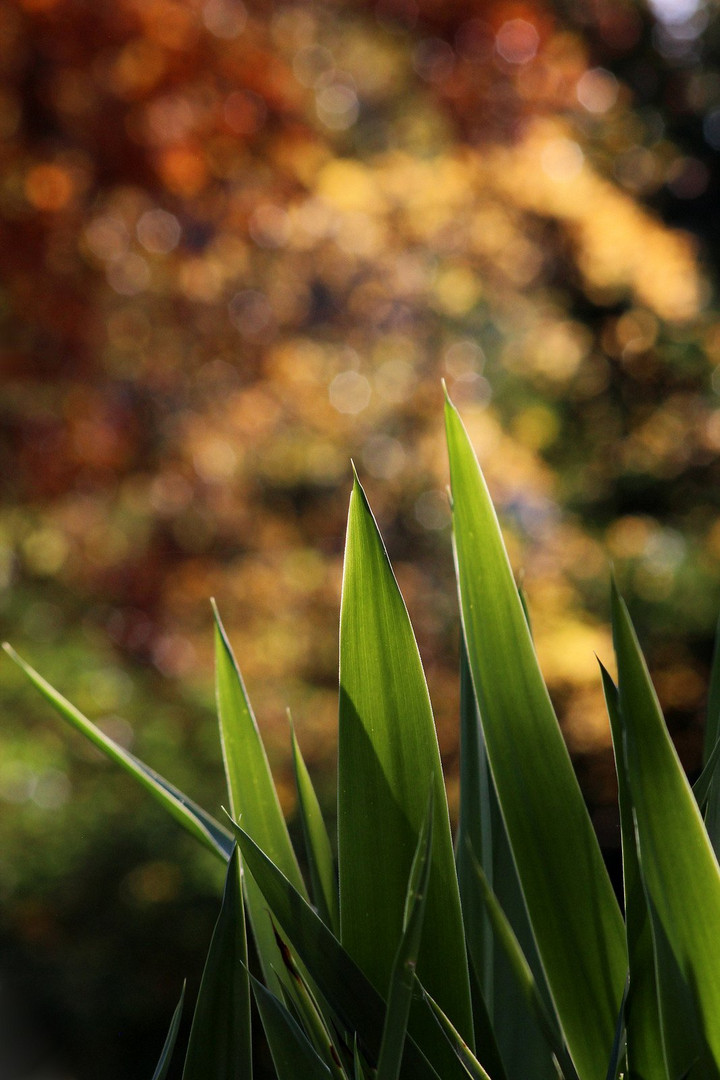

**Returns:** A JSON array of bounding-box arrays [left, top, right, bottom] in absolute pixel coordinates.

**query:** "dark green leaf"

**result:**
[[183, 846, 252, 1080]]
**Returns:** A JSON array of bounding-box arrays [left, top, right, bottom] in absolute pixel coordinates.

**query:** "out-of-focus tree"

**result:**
[[2, 0, 720, 1074]]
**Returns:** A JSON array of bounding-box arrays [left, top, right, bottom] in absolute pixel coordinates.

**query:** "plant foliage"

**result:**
[[7, 394, 720, 1080]]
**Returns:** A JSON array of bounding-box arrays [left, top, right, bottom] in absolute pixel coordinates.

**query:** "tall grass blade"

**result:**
[[252, 977, 334, 1080], [151, 984, 185, 1080], [290, 714, 339, 933], [376, 793, 433, 1080], [231, 821, 469, 1080], [599, 662, 666, 1080], [338, 472, 473, 1044], [182, 845, 252, 1080], [2, 643, 232, 860], [611, 582, 720, 1075], [444, 393, 626, 1080]]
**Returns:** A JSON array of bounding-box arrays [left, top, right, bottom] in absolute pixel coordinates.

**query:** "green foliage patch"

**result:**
[[7, 393, 720, 1080]]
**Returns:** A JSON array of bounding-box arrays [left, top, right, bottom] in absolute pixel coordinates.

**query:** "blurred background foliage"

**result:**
[[3, 0, 720, 1074]]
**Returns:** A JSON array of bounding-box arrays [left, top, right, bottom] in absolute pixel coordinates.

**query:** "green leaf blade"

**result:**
[[213, 603, 304, 891], [611, 584, 720, 1075], [252, 977, 333, 1080], [2, 643, 232, 860], [182, 845, 252, 1080], [599, 661, 666, 1080], [338, 475, 473, 1045], [444, 397, 626, 1080], [151, 985, 186, 1080], [376, 794, 434, 1080], [290, 717, 339, 933]]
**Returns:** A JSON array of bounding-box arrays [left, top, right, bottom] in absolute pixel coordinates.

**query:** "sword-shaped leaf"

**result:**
[[376, 793, 434, 1080], [290, 714, 339, 933], [611, 584, 720, 1076], [456, 642, 559, 1080], [182, 845, 252, 1080], [338, 472, 473, 1044], [252, 977, 334, 1080], [213, 603, 307, 993], [444, 393, 626, 1080], [2, 644, 232, 860], [599, 661, 666, 1080], [151, 984, 185, 1080]]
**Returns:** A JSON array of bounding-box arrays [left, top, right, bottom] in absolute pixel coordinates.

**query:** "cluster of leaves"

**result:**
[[9, 396, 720, 1080]]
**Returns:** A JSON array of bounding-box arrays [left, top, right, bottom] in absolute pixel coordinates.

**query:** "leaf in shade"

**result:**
[[611, 583, 720, 1076], [599, 660, 665, 1080], [338, 471, 473, 1046], [290, 712, 339, 933], [376, 792, 434, 1080], [419, 983, 493, 1080], [151, 984, 185, 1080], [230, 821, 469, 1080], [252, 977, 334, 1080], [444, 393, 626, 1080], [456, 640, 559, 1080], [703, 612, 720, 857], [466, 845, 579, 1080], [182, 845, 252, 1080], [2, 644, 232, 860]]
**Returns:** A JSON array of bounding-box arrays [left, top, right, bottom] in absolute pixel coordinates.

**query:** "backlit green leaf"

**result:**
[[2, 643, 232, 860], [444, 394, 626, 1080], [338, 472, 473, 1045]]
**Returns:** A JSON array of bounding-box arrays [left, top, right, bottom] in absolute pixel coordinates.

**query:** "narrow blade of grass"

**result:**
[[611, 583, 720, 1075], [444, 394, 626, 1080], [599, 661, 666, 1080], [151, 984, 185, 1080], [2, 643, 232, 860], [252, 977, 335, 1080], [376, 793, 434, 1080], [290, 713, 339, 934], [338, 472, 473, 1045], [182, 845, 252, 1080], [231, 821, 468, 1080]]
